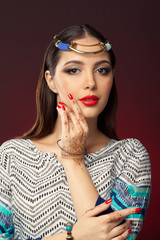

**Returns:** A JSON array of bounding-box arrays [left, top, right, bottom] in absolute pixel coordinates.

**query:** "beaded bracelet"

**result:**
[[66, 222, 73, 240]]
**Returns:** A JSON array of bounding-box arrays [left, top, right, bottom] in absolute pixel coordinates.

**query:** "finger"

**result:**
[[65, 105, 81, 132], [112, 228, 132, 240], [86, 198, 112, 217], [68, 94, 83, 116], [64, 105, 88, 141], [59, 103, 82, 133], [68, 94, 88, 131], [57, 105, 69, 137], [106, 207, 142, 223], [111, 220, 132, 238]]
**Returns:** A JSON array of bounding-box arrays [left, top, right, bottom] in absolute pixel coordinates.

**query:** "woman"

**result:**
[[0, 24, 151, 240]]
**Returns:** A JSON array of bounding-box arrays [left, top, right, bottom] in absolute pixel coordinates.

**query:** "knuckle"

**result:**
[[117, 236, 124, 240], [78, 112, 84, 120], [68, 108, 72, 113], [116, 213, 123, 221], [78, 129, 83, 135], [119, 224, 127, 232], [107, 213, 113, 222], [117, 230, 129, 240]]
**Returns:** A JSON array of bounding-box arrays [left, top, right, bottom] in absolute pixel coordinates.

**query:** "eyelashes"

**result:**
[[64, 67, 111, 75], [95, 67, 111, 75], [64, 67, 80, 74]]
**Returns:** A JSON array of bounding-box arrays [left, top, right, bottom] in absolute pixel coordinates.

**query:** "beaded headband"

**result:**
[[53, 35, 112, 55]]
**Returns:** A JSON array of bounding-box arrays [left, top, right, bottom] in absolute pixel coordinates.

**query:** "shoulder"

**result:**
[[0, 138, 31, 152], [119, 138, 149, 157], [0, 139, 33, 163], [116, 138, 151, 177], [116, 139, 151, 187], [0, 139, 33, 172], [111, 138, 149, 158], [108, 138, 151, 172]]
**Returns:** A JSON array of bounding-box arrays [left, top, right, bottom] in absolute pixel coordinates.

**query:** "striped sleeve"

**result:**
[[111, 139, 151, 240], [0, 143, 14, 239]]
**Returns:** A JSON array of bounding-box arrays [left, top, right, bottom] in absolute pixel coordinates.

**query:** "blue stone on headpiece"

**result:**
[[57, 42, 69, 51], [105, 42, 112, 51]]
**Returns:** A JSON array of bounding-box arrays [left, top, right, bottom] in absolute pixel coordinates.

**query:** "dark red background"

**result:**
[[0, 1, 159, 239]]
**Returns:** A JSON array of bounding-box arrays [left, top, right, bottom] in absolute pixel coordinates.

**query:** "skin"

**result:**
[[32, 36, 139, 240]]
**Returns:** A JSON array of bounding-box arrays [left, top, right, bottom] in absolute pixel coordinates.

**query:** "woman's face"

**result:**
[[46, 36, 114, 119]]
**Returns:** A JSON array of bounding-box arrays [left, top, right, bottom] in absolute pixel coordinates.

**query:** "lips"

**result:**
[[79, 95, 99, 106]]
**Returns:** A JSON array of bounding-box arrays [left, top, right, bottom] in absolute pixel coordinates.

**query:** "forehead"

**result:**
[[57, 36, 111, 66]]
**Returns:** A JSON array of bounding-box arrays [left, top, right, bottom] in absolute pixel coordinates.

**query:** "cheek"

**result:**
[[100, 78, 113, 96], [55, 79, 74, 105]]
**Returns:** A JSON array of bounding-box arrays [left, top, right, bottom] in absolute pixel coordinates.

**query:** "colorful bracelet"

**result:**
[[66, 222, 73, 240]]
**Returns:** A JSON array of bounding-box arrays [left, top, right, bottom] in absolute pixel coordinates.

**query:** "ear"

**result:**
[[45, 70, 58, 94]]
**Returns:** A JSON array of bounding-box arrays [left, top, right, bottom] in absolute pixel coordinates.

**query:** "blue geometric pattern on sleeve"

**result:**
[[0, 201, 42, 240], [0, 200, 14, 239], [111, 178, 150, 215], [110, 178, 151, 240]]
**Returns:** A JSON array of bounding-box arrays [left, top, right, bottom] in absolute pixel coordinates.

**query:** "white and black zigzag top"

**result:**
[[0, 138, 151, 240]]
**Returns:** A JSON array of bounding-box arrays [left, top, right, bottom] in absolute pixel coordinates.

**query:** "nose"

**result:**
[[83, 72, 96, 90]]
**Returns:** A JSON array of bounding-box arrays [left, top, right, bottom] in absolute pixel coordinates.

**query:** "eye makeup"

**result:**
[[64, 67, 80, 74], [95, 66, 112, 75]]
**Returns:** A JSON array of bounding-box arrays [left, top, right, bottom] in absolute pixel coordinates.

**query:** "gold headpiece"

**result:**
[[53, 35, 112, 55]]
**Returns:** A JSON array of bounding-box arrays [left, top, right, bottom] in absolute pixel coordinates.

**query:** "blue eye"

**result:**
[[65, 67, 80, 74], [96, 67, 111, 75]]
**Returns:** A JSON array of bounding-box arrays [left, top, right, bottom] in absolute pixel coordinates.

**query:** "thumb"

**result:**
[[86, 198, 112, 217]]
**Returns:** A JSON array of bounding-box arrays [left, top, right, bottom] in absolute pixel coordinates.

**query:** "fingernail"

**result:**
[[62, 105, 65, 111], [128, 229, 132, 234], [135, 207, 142, 213], [68, 94, 73, 100], [105, 198, 112, 204], [129, 220, 133, 224], [57, 105, 61, 109], [59, 102, 64, 105]]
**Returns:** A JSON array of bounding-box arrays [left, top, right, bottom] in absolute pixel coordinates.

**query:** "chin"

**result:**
[[82, 108, 102, 119]]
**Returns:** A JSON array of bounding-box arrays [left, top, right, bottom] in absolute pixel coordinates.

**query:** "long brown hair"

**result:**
[[22, 24, 118, 140]]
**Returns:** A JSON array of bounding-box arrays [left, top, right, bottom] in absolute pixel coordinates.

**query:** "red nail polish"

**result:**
[[105, 198, 112, 204], [128, 229, 132, 234], [129, 220, 133, 224], [135, 207, 142, 213], [59, 102, 64, 105], [57, 105, 61, 108], [68, 94, 73, 100], [62, 105, 65, 111]]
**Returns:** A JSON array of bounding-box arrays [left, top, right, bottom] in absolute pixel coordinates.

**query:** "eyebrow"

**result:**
[[63, 59, 112, 67]]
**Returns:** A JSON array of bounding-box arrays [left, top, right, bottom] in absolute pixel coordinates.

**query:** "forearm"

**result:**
[[43, 231, 67, 240], [62, 157, 99, 219]]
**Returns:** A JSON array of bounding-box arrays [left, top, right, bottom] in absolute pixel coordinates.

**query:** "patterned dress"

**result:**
[[0, 138, 151, 240]]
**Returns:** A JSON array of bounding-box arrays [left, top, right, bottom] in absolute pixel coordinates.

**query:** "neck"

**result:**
[[37, 114, 109, 154], [54, 115, 100, 138], [53, 115, 107, 148], [85, 117, 100, 139]]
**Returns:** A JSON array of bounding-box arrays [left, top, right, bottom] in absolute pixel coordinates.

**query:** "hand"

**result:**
[[72, 199, 138, 240], [57, 94, 88, 162]]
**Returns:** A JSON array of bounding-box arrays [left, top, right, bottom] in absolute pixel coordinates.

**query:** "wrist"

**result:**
[[57, 139, 86, 157], [61, 155, 85, 168]]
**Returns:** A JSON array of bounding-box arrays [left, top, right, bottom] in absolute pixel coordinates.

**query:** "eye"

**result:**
[[65, 67, 80, 74], [96, 67, 111, 75]]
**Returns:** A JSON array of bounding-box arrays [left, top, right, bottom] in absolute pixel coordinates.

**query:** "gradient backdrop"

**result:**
[[0, 1, 159, 239]]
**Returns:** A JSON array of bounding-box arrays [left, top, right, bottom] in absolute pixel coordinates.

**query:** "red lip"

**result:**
[[80, 95, 99, 100], [79, 95, 99, 106]]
